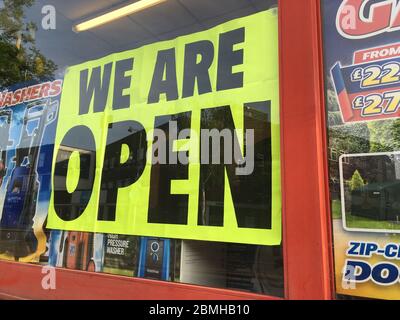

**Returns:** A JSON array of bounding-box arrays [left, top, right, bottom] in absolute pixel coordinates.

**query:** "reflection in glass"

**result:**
[[0, 0, 57, 89], [341, 154, 400, 230], [1, 0, 282, 297]]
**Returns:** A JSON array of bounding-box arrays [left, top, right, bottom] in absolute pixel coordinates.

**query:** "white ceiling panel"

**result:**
[[21, 0, 275, 73], [178, 0, 250, 21], [129, 0, 197, 35], [89, 16, 154, 48], [39, 0, 125, 21]]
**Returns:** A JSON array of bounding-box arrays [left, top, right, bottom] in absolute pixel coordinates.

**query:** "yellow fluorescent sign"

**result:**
[[47, 10, 281, 246]]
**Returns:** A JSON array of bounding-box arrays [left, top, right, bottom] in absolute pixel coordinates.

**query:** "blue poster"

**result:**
[[0, 80, 62, 262]]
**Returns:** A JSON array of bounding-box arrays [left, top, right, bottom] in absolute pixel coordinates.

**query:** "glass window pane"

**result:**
[[0, 0, 282, 298], [323, 0, 400, 300]]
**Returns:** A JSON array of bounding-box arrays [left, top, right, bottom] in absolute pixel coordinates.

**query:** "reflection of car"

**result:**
[[351, 181, 400, 221]]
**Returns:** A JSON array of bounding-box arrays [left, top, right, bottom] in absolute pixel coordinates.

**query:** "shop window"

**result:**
[[0, 0, 283, 297], [323, 0, 400, 300]]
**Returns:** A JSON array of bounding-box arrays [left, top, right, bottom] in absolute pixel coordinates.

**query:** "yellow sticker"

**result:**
[[47, 10, 281, 246]]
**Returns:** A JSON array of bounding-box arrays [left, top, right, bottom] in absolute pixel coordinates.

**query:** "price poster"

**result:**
[[323, 0, 400, 300], [331, 43, 400, 122]]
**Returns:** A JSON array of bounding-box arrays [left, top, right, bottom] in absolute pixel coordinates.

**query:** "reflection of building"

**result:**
[[343, 154, 400, 222], [197, 104, 272, 229], [53, 146, 95, 219], [99, 123, 147, 220], [345, 155, 397, 184], [328, 147, 349, 199], [351, 181, 400, 221]]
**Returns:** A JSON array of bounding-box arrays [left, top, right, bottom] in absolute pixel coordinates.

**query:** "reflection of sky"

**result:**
[[322, 0, 400, 74]]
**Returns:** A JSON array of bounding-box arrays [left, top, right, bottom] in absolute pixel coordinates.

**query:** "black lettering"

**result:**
[[148, 48, 179, 104], [54, 125, 96, 221], [198, 101, 272, 229], [79, 63, 113, 115], [217, 28, 245, 91], [98, 120, 147, 221], [113, 58, 134, 110], [148, 112, 191, 225], [182, 40, 214, 98]]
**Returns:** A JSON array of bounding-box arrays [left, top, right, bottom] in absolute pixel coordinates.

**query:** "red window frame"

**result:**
[[0, 0, 334, 300]]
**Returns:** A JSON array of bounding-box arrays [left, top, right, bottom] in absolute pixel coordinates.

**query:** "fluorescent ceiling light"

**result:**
[[73, 0, 166, 33]]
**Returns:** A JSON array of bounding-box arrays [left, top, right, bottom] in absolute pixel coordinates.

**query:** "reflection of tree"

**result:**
[[329, 123, 370, 154], [326, 77, 339, 111], [199, 106, 271, 227], [368, 119, 400, 152], [0, 0, 57, 89], [326, 77, 343, 127], [349, 170, 365, 191]]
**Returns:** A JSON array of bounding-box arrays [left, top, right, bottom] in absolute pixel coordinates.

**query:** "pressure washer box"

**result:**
[[103, 234, 140, 276], [138, 237, 171, 281]]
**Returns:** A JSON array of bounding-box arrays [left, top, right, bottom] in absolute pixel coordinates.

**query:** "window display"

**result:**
[[323, 0, 400, 300], [0, 0, 282, 297], [47, 10, 281, 246]]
